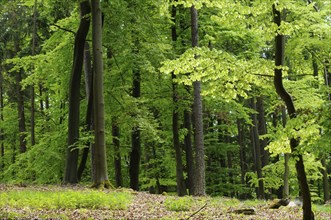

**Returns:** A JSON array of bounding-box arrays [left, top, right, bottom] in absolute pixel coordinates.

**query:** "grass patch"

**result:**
[[0, 189, 132, 210], [164, 196, 194, 211], [314, 204, 331, 214]]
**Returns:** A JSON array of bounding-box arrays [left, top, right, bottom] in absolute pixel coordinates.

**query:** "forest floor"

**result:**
[[0, 184, 330, 219]]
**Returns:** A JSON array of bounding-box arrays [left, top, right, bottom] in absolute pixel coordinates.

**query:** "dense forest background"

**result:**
[[0, 0, 330, 210]]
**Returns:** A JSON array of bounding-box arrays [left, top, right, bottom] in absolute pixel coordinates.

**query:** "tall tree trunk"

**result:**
[[321, 157, 330, 203], [112, 117, 122, 187], [250, 98, 265, 199], [171, 3, 186, 196], [77, 42, 93, 181], [17, 69, 27, 154], [39, 84, 44, 111], [322, 60, 330, 203], [30, 0, 37, 146], [13, 35, 27, 154], [184, 108, 194, 195], [226, 134, 234, 197], [129, 68, 141, 190], [191, 5, 205, 196], [281, 105, 290, 199], [172, 79, 187, 196], [237, 119, 246, 185], [273, 5, 314, 219], [64, 1, 91, 184], [256, 96, 269, 167], [91, 0, 110, 188]]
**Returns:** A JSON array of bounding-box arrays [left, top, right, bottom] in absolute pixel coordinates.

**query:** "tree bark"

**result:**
[[13, 35, 27, 154], [322, 61, 330, 203], [17, 70, 27, 154], [321, 157, 330, 203], [30, 0, 37, 146], [184, 108, 194, 195], [91, 0, 110, 188], [129, 68, 141, 190], [64, 1, 91, 184], [281, 105, 290, 199], [191, 5, 205, 196], [237, 119, 246, 185], [250, 98, 265, 199], [273, 5, 314, 219], [171, 3, 186, 196], [256, 96, 269, 167], [77, 42, 93, 181]]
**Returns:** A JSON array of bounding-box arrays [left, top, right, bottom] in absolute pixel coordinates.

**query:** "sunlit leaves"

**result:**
[[161, 46, 273, 100]]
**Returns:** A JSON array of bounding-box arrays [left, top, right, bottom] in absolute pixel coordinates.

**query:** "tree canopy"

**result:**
[[0, 0, 330, 217]]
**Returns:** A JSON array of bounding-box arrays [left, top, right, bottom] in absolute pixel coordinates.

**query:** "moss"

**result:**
[[90, 180, 114, 189]]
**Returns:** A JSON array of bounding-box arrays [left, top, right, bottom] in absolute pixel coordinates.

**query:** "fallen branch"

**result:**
[[230, 208, 256, 215], [186, 202, 208, 220]]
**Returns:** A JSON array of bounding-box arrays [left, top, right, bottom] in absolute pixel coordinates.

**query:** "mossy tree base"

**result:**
[[91, 180, 113, 189]]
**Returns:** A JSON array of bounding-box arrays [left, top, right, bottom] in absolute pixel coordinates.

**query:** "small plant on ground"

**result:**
[[164, 196, 194, 211]]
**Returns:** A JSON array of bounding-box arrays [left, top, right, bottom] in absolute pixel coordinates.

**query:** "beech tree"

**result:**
[[64, 0, 91, 184], [91, 0, 110, 188], [0, 0, 329, 207], [191, 4, 205, 196], [273, 4, 314, 219]]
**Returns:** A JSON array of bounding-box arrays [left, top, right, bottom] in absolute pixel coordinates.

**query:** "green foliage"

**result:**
[[0, 189, 132, 210], [164, 196, 194, 211], [0, 0, 330, 204], [247, 154, 324, 199], [1, 127, 67, 184]]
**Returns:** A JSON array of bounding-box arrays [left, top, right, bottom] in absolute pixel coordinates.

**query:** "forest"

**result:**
[[0, 0, 330, 219]]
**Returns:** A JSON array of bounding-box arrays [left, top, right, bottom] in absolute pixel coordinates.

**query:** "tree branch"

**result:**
[[50, 24, 76, 35], [186, 202, 208, 220]]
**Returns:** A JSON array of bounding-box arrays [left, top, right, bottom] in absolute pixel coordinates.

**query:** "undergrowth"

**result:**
[[0, 189, 132, 210], [164, 196, 194, 211]]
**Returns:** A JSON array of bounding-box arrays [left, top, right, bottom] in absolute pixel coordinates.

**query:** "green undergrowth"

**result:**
[[0, 189, 132, 210], [164, 196, 195, 211], [314, 204, 331, 214]]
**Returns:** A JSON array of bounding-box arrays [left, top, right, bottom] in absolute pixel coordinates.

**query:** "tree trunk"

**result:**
[[191, 5, 205, 196], [64, 1, 91, 184], [112, 117, 122, 187], [171, 3, 186, 196], [129, 68, 141, 190], [273, 5, 314, 219], [77, 42, 93, 181], [237, 119, 246, 185], [13, 37, 27, 154], [30, 0, 38, 146], [250, 98, 265, 199], [91, 0, 110, 188], [172, 78, 187, 196], [16, 69, 27, 154], [281, 105, 290, 199], [184, 108, 194, 195], [322, 61, 330, 203], [226, 134, 234, 197], [321, 157, 330, 203], [256, 96, 269, 167]]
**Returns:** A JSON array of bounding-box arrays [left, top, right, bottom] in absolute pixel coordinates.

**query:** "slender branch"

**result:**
[[186, 202, 208, 220], [50, 24, 76, 35], [307, 0, 319, 12], [253, 73, 315, 78]]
